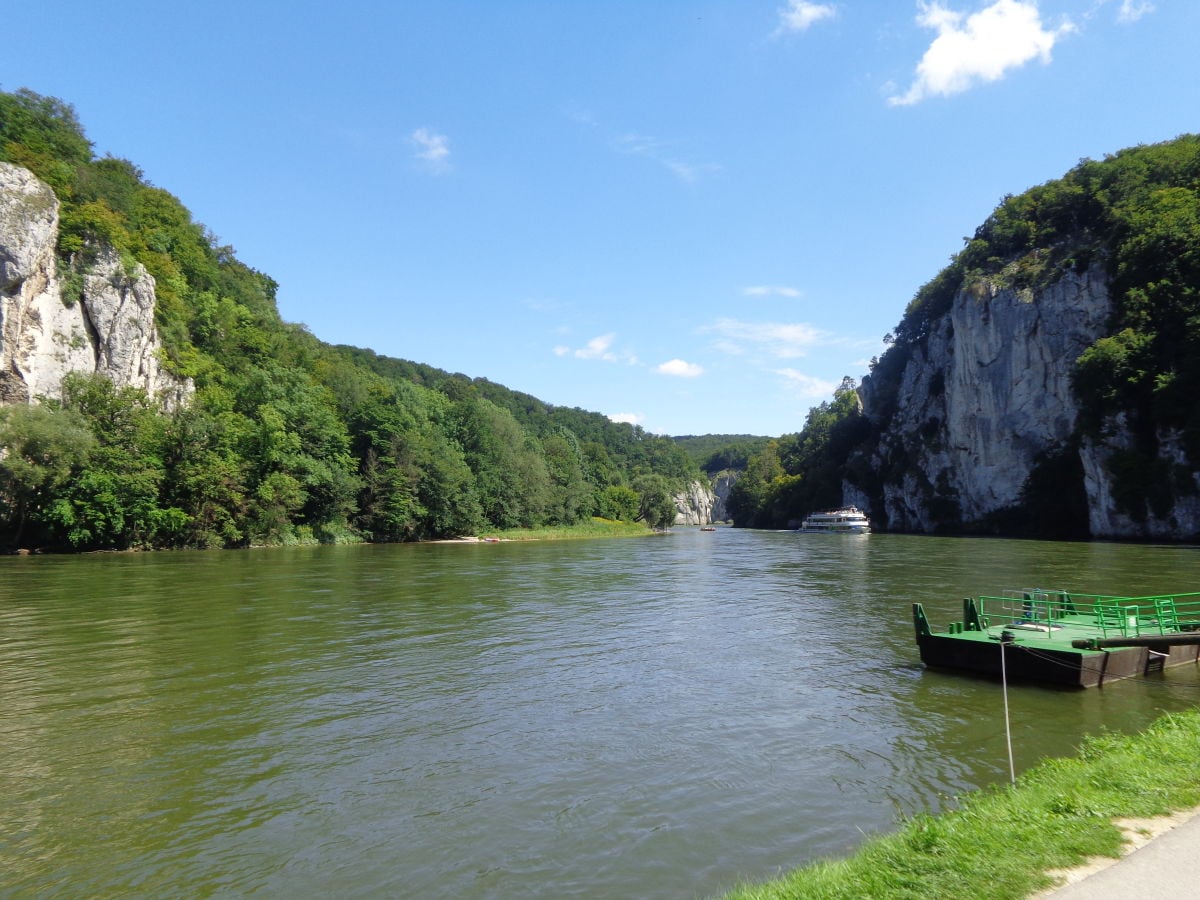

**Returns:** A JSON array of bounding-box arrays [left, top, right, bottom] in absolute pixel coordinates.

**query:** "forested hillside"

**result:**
[[728, 134, 1200, 537], [0, 89, 695, 551], [671, 434, 770, 474]]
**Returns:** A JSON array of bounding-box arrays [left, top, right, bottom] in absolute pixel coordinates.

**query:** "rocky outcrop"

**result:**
[[1079, 423, 1200, 539], [673, 480, 717, 525], [710, 470, 737, 522], [0, 162, 191, 408], [851, 264, 1160, 536]]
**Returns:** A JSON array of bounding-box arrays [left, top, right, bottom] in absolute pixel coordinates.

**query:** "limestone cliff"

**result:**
[[849, 264, 1199, 540], [0, 162, 191, 407], [673, 480, 717, 526], [710, 471, 737, 523]]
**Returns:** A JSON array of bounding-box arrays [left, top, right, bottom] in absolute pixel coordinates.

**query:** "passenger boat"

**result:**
[[913, 589, 1200, 687], [798, 506, 870, 534]]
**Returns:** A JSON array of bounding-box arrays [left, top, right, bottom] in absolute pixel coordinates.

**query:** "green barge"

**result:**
[[913, 589, 1200, 687]]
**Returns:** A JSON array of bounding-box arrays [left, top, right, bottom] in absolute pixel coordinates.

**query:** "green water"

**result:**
[[2, 531, 1199, 897]]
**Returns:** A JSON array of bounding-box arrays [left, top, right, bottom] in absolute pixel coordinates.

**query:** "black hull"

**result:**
[[916, 633, 1200, 688]]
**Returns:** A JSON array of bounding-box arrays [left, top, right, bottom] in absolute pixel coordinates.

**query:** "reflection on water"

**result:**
[[1, 533, 1198, 897]]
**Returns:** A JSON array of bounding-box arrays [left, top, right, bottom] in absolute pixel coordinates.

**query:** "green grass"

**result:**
[[723, 709, 1200, 900], [484, 518, 658, 542]]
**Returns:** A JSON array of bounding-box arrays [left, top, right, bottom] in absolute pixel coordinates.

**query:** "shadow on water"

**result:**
[[2, 532, 1199, 897]]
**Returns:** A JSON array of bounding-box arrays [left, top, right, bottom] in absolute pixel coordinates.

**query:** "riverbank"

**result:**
[[723, 709, 1200, 899], [7, 518, 662, 554], [434, 517, 661, 543]]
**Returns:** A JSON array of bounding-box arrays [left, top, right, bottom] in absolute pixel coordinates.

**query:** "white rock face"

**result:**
[[857, 265, 1124, 533], [946, 267, 1110, 519], [0, 164, 57, 291], [710, 471, 737, 522], [0, 162, 191, 407], [78, 245, 193, 409], [673, 480, 717, 525]]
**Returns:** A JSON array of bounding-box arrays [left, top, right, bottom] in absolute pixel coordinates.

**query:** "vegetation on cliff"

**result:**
[[0, 88, 694, 550]]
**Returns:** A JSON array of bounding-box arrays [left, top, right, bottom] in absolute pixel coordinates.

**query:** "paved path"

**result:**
[[1045, 809, 1200, 897]]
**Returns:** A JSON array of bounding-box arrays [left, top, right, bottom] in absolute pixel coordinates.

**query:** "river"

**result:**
[[3, 530, 1199, 897]]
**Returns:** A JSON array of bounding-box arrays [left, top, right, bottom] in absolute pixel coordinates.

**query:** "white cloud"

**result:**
[[777, 1, 837, 33], [743, 285, 803, 298], [664, 159, 722, 184], [706, 318, 828, 358], [575, 333, 618, 361], [1116, 0, 1153, 24], [889, 1, 1074, 107], [656, 359, 705, 378], [555, 333, 639, 365], [411, 127, 450, 169], [615, 133, 657, 155], [775, 368, 839, 399], [524, 297, 566, 313], [564, 104, 597, 127], [613, 133, 720, 184], [608, 412, 645, 426]]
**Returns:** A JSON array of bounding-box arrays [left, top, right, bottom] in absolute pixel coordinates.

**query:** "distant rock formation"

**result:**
[[710, 470, 737, 522], [673, 480, 717, 525], [0, 161, 191, 407]]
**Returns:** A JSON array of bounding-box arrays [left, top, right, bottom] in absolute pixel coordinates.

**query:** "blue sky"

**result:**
[[4, 1, 1196, 436]]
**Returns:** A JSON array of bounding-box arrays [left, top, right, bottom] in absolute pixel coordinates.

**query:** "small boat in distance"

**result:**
[[798, 506, 871, 534]]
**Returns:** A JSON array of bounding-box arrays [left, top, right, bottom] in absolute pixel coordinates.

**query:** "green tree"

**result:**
[[0, 88, 92, 194], [0, 404, 95, 547], [49, 374, 189, 549], [596, 485, 639, 521], [230, 363, 360, 542], [726, 441, 784, 528], [453, 396, 550, 529], [161, 404, 250, 548], [633, 474, 677, 531], [412, 429, 484, 538], [541, 431, 591, 525]]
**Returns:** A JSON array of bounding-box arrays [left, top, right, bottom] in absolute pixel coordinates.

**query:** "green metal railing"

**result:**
[[967, 590, 1200, 641]]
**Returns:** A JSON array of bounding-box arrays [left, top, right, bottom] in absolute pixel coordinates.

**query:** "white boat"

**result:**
[[798, 506, 871, 534]]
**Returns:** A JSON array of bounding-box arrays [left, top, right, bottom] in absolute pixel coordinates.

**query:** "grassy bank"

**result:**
[[724, 709, 1200, 899], [482, 518, 659, 542]]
